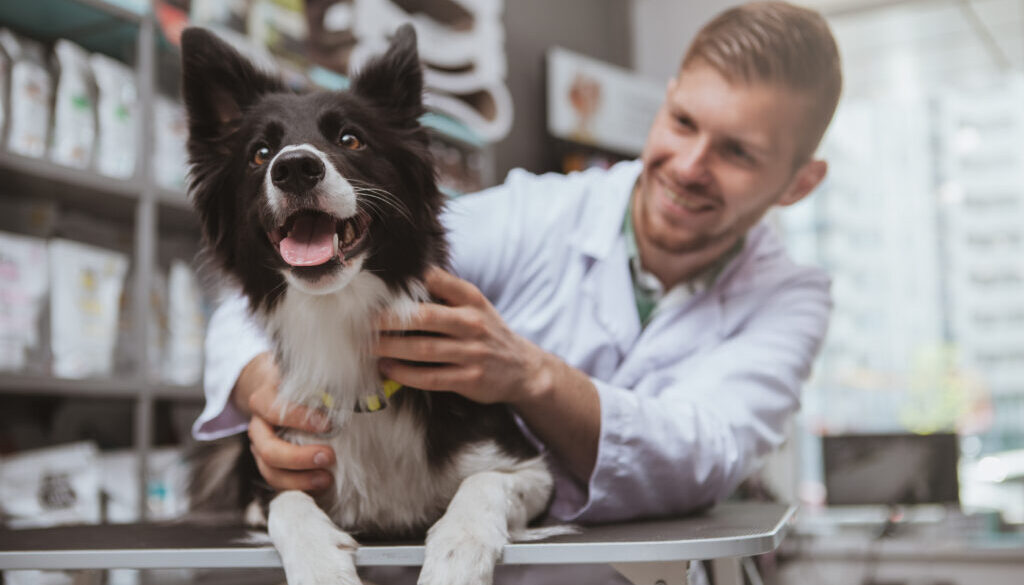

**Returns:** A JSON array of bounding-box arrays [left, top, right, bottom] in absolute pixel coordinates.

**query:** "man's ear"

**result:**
[[778, 159, 828, 207], [180, 27, 283, 146], [350, 24, 423, 121]]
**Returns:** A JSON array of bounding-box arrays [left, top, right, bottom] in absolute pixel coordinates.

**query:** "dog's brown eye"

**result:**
[[251, 146, 272, 167], [339, 134, 364, 150]]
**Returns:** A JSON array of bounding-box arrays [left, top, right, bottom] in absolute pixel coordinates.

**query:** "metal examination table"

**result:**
[[0, 502, 795, 585]]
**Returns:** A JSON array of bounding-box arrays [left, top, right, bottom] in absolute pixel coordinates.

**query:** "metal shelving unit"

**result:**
[[0, 374, 201, 400], [0, 0, 185, 522]]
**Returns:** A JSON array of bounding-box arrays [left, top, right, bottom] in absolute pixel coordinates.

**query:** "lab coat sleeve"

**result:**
[[560, 269, 832, 523], [191, 292, 271, 440]]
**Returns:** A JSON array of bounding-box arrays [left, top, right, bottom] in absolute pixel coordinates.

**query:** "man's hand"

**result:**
[[232, 352, 336, 493], [375, 267, 601, 482], [375, 267, 550, 407]]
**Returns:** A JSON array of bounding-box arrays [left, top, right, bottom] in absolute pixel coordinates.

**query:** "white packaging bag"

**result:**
[[0, 29, 52, 158], [115, 267, 165, 379], [48, 239, 129, 378], [97, 449, 139, 523], [100, 447, 190, 523], [89, 53, 137, 178], [146, 447, 191, 520], [164, 260, 205, 386], [0, 441, 102, 528], [0, 442, 104, 585], [153, 96, 189, 189], [0, 231, 49, 372], [49, 39, 96, 169]]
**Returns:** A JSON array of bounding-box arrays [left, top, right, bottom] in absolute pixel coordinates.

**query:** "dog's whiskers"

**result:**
[[349, 181, 415, 225]]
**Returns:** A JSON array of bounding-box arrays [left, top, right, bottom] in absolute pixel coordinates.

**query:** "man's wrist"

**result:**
[[512, 348, 558, 410], [232, 351, 272, 415], [508, 345, 601, 483]]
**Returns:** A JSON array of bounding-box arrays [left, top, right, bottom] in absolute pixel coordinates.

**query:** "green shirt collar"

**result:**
[[622, 193, 744, 325]]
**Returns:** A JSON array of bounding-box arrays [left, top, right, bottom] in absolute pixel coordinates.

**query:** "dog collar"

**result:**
[[320, 378, 403, 414]]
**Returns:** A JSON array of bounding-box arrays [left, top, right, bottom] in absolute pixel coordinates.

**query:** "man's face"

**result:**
[[636, 62, 821, 255]]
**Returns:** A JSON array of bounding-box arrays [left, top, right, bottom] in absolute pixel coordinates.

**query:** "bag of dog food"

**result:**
[[0, 231, 49, 373], [89, 53, 137, 178], [49, 239, 129, 378], [0, 441, 102, 528], [100, 447, 190, 523], [50, 39, 96, 169], [163, 260, 205, 386], [0, 29, 52, 158], [153, 96, 189, 189], [115, 267, 165, 378], [1, 443, 104, 585]]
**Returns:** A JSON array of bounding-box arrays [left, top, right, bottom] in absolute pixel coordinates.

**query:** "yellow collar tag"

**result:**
[[320, 392, 335, 409], [320, 379, 403, 413]]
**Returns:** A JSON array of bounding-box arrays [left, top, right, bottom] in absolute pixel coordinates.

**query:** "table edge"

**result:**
[[0, 505, 797, 570]]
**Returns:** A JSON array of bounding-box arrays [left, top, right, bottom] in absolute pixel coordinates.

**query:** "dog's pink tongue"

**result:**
[[280, 215, 336, 267]]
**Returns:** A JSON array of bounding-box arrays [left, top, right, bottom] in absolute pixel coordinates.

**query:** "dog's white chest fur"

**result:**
[[263, 270, 418, 419], [264, 272, 437, 532], [316, 409, 451, 532]]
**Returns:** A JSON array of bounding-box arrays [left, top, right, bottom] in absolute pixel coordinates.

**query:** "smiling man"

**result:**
[[196, 0, 841, 544]]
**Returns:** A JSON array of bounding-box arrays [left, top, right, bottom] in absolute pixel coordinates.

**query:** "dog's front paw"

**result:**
[[280, 535, 362, 585], [418, 512, 505, 585], [268, 492, 362, 585]]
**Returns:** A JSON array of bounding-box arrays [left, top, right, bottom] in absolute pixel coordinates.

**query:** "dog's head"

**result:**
[[181, 25, 447, 308]]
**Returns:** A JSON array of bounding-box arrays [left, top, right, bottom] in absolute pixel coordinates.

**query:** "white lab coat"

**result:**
[[195, 159, 831, 525]]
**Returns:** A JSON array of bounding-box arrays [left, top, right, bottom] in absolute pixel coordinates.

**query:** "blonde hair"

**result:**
[[682, 1, 843, 163]]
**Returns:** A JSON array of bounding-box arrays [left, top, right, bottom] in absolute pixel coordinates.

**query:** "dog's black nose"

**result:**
[[271, 151, 326, 192]]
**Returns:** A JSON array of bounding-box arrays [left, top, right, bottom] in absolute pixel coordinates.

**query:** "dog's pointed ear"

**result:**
[[351, 24, 423, 120], [180, 27, 283, 143]]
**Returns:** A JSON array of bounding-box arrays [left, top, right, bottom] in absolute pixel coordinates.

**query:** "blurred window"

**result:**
[[778, 0, 1024, 509]]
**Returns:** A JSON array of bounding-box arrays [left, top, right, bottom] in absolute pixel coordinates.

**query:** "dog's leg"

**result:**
[[418, 459, 553, 585], [268, 490, 362, 585]]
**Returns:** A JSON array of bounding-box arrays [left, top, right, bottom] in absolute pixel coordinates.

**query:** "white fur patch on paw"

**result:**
[[418, 508, 506, 585], [269, 491, 363, 585], [281, 539, 361, 585]]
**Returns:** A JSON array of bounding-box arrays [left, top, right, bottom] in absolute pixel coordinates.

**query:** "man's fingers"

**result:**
[[375, 334, 481, 364], [253, 455, 333, 493], [378, 360, 480, 394], [248, 416, 335, 472], [376, 268, 487, 333], [423, 266, 487, 307], [377, 303, 492, 344], [248, 387, 331, 433], [377, 303, 462, 335]]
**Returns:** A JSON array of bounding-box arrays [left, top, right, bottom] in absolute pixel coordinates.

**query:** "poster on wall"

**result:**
[[546, 46, 663, 156]]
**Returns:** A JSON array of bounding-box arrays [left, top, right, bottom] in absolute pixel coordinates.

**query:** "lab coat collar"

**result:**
[[570, 160, 643, 260]]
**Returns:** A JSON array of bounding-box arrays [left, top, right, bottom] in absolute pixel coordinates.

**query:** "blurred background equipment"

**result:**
[[823, 433, 960, 507]]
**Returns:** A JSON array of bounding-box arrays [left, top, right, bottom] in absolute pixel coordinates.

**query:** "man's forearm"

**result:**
[[232, 351, 276, 415], [512, 352, 601, 483]]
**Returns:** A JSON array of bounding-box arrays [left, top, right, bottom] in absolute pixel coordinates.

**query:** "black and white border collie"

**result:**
[[181, 25, 556, 585]]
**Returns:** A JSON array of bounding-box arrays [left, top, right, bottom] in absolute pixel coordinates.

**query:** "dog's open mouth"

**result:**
[[268, 209, 369, 268]]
